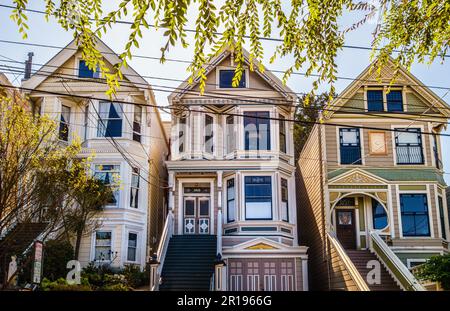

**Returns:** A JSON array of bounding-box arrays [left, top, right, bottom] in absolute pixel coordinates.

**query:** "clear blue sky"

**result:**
[[0, 1, 449, 184]]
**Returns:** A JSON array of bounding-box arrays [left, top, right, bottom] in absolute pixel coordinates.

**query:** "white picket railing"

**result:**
[[369, 231, 425, 291], [327, 232, 370, 291], [150, 211, 174, 291]]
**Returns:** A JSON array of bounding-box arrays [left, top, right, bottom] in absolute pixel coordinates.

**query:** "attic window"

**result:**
[[78, 60, 100, 78], [219, 69, 246, 88]]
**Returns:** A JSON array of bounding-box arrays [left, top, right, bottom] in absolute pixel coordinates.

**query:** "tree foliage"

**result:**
[[416, 254, 450, 290], [9, 1, 450, 99]]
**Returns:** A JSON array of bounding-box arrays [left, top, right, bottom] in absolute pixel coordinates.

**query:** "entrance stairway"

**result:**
[[346, 250, 401, 291], [0, 222, 47, 284], [159, 235, 217, 291]]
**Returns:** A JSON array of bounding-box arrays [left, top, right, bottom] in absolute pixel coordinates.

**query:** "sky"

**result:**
[[0, 1, 449, 184]]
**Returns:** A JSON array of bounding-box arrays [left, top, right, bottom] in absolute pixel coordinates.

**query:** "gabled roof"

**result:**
[[22, 36, 150, 92], [168, 45, 298, 103], [326, 57, 450, 118]]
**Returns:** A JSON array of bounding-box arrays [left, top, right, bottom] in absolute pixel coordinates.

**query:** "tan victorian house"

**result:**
[[298, 59, 450, 291]]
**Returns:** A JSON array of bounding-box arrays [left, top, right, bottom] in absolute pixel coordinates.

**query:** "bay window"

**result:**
[[97, 101, 123, 137], [130, 168, 140, 208], [227, 178, 236, 222], [400, 194, 430, 237], [281, 178, 289, 222], [127, 232, 138, 262], [133, 105, 142, 142], [94, 164, 120, 206], [204, 114, 214, 153], [94, 231, 112, 261], [245, 176, 272, 220], [244, 112, 271, 151], [59, 105, 71, 141]]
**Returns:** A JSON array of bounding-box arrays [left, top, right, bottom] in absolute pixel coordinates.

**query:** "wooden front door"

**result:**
[[336, 209, 356, 249], [183, 197, 210, 234]]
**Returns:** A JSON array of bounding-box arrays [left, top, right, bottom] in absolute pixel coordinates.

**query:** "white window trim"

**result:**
[[125, 230, 139, 264], [91, 229, 114, 263], [223, 113, 237, 158], [240, 107, 274, 152], [278, 112, 288, 155], [58, 99, 72, 143], [364, 87, 405, 112], [129, 166, 141, 209], [132, 104, 144, 142], [406, 258, 427, 269], [176, 115, 190, 158], [94, 100, 125, 139], [391, 124, 427, 166], [216, 66, 250, 90], [240, 172, 275, 222]]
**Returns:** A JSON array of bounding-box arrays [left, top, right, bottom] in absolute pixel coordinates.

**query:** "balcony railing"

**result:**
[[396, 145, 424, 165], [340, 146, 362, 165]]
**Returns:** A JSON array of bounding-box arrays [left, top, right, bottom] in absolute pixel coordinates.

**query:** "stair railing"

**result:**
[[369, 231, 425, 291], [327, 232, 370, 291], [150, 210, 174, 291]]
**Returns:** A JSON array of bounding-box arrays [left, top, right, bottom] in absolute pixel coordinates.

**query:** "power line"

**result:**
[[1, 38, 450, 93], [0, 4, 449, 59], [1, 82, 449, 139]]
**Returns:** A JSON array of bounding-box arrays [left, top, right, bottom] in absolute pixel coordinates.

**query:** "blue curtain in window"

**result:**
[[387, 91, 403, 112], [367, 90, 383, 111], [219, 70, 246, 88], [97, 102, 123, 137], [400, 194, 430, 236], [372, 199, 388, 229]]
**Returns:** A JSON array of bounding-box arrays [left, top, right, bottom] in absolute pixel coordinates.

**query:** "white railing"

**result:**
[[150, 211, 174, 291], [327, 232, 370, 291], [369, 231, 425, 291]]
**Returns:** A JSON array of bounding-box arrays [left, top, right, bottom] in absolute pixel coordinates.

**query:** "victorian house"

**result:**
[[150, 46, 308, 291], [20, 38, 169, 269], [298, 59, 450, 291]]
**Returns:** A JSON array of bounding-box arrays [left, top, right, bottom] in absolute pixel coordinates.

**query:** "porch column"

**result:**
[[217, 171, 223, 255]]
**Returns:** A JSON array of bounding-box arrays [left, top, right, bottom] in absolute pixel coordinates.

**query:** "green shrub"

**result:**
[[43, 239, 74, 281], [122, 264, 149, 288], [416, 254, 450, 290], [41, 277, 92, 291]]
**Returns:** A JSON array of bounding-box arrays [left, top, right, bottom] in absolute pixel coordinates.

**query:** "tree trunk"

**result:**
[[74, 229, 83, 260]]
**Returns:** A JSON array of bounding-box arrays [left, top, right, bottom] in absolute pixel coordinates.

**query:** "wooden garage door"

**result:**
[[228, 259, 295, 291]]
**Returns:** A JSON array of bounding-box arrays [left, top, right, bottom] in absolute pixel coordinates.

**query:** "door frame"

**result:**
[[177, 178, 215, 235]]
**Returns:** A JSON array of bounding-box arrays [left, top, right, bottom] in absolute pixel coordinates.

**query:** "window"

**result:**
[[367, 90, 384, 112], [372, 199, 387, 230], [130, 168, 140, 208], [395, 128, 424, 164], [225, 115, 235, 154], [179, 117, 186, 153], [133, 106, 142, 142], [97, 101, 123, 137], [59, 105, 71, 141], [94, 165, 120, 206], [400, 194, 430, 237], [339, 128, 362, 165], [78, 60, 100, 78], [438, 196, 446, 240], [204, 115, 214, 153], [244, 112, 271, 151], [368, 131, 387, 155], [387, 90, 403, 112], [245, 176, 272, 220], [227, 179, 236, 222], [94, 231, 112, 261], [279, 115, 287, 153], [127, 232, 137, 262], [219, 69, 246, 88], [281, 178, 289, 222]]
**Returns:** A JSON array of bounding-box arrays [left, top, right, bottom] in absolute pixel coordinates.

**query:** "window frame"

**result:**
[[438, 195, 446, 240], [77, 59, 101, 79], [394, 127, 424, 165], [338, 128, 362, 165], [126, 232, 138, 263], [97, 101, 124, 138], [399, 193, 431, 237], [216, 66, 249, 89], [178, 116, 187, 154], [133, 105, 143, 143], [367, 89, 384, 112], [244, 175, 273, 221], [280, 177, 289, 222], [244, 111, 271, 151], [225, 115, 235, 155], [386, 90, 404, 112], [130, 167, 140, 209], [59, 104, 71, 142], [204, 114, 214, 154], [226, 177, 236, 223], [93, 164, 121, 207], [93, 230, 113, 263], [371, 198, 388, 230], [279, 114, 287, 154]]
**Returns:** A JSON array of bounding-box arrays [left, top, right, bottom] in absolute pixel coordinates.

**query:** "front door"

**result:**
[[183, 197, 210, 234], [336, 209, 356, 249]]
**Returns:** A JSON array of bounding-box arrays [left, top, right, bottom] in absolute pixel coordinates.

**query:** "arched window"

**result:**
[[372, 199, 388, 229]]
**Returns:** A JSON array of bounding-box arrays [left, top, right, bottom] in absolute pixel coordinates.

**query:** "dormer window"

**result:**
[[219, 69, 246, 88], [78, 60, 100, 78]]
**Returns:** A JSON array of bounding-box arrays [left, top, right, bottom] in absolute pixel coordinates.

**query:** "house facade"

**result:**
[[21, 38, 169, 269], [152, 47, 308, 291], [298, 59, 450, 290]]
